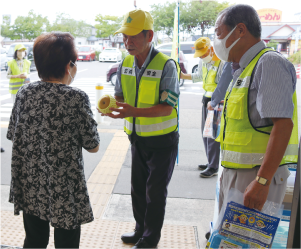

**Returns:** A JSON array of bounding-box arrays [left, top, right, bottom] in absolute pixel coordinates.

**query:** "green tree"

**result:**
[[266, 39, 279, 50], [47, 13, 91, 38], [94, 14, 123, 38], [11, 10, 49, 41], [150, 2, 178, 38], [181, 1, 230, 36], [288, 50, 301, 65], [1, 15, 13, 40]]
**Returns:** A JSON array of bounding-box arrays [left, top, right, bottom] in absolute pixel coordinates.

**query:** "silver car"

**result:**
[[1, 48, 8, 71]]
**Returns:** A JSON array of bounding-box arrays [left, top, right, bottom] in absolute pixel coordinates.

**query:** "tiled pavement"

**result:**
[[1, 128, 199, 248]]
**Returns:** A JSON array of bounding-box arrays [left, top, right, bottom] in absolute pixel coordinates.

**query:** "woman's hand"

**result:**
[[180, 71, 185, 79], [19, 73, 27, 79], [207, 101, 214, 110], [13, 74, 27, 79], [180, 71, 192, 80]]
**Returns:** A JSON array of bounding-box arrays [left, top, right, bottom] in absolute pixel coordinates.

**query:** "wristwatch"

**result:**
[[256, 176, 270, 186]]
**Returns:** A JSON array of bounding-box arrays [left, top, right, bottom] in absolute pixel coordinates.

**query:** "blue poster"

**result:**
[[219, 201, 280, 248]]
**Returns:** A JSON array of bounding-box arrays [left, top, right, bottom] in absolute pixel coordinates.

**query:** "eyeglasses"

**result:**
[[70, 61, 77, 67]]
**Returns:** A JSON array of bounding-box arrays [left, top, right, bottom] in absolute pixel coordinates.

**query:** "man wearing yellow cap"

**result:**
[[181, 37, 232, 178], [7, 44, 31, 102], [100, 9, 180, 248]]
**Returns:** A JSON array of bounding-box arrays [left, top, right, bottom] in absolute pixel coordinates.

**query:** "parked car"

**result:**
[[5, 42, 36, 71], [99, 48, 122, 62], [159, 49, 187, 86], [106, 49, 187, 87], [77, 46, 96, 62], [1, 48, 8, 70], [156, 41, 201, 74]]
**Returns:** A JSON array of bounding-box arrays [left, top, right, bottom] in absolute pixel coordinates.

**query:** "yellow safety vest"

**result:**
[[7, 59, 31, 94], [121, 51, 180, 137], [202, 60, 221, 97], [219, 48, 298, 169]]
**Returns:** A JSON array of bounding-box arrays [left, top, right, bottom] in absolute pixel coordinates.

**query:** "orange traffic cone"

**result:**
[[297, 64, 301, 79]]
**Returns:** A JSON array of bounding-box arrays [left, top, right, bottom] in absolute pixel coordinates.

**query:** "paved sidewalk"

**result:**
[[1, 126, 213, 248]]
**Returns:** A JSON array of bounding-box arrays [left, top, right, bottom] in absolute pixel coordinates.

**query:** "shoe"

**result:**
[[121, 230, 143, 244], [200, 168, 218, 178], [132, 238, 157, 248], [1, 147, 4, 153], [198, 163, 208, 170]]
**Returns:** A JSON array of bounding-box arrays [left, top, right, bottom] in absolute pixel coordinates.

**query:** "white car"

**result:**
[[156, 41, 201, 74], [99, 48, 122, 62]]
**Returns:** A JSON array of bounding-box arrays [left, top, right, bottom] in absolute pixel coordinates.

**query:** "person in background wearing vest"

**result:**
[[7, 44, 31, 103], [181, 37, 233, 178], [98, 10, 180, 249], [214, 4, 298, 217]]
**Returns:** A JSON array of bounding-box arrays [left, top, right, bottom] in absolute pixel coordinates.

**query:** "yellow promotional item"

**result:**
[[114, 9, 154, 36], [121, 52, 180, 137], [218, 48, 298, 168], [97, 94, 118, 114], [194, 37, 211, 58], [14, 44, 26, 51]]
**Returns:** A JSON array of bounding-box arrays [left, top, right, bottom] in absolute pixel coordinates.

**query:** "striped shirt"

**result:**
[[232, 41, 296, 127], [115, 45, 180, 107], [6, 59, 30, 79]]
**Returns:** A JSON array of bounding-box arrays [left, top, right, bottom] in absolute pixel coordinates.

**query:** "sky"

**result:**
[[1, 0, 300, 26]]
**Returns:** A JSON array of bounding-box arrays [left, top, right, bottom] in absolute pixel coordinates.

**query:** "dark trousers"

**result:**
[[131, 140, 178, 246], [201, 96, 220, 170], [23, 212, 81, 248]]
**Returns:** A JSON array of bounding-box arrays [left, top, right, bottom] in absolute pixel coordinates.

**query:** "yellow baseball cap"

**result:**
[[193, 37, 211, 58], [14, 44, 26, 51], [114, 9, 154, 36]]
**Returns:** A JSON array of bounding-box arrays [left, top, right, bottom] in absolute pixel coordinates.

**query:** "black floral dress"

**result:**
[[7, 81, 100, 230]]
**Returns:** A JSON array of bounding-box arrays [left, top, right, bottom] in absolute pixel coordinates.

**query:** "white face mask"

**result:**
[[68, 61, 77, 84], [17, 51, 25, 59], [213, 26, 240, 62], [202, 54, 213, 64]]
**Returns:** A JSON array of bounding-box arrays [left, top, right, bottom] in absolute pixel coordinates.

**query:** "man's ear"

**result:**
[[237, 23, 247, 38], [148, 30, 154, 42]]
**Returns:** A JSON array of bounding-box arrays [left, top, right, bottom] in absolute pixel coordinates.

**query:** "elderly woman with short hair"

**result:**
[[7, 32, 100, 248]]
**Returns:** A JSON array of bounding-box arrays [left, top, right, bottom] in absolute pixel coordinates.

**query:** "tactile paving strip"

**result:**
[[1, 129, 198, 248], [1, 211, 197, 248], [87, 130, 130, 219]]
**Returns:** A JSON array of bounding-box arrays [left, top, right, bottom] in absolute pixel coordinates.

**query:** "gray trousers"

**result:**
[[201, 96, 220, 170], [219, 166, 290, 212]]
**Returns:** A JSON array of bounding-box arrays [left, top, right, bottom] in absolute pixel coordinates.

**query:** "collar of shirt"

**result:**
[[133, 44, 154, 71], [205, 60, 214, 70], [239, 40, 266, 70]]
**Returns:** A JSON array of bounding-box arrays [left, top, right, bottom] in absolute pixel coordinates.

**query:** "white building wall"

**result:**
[[75, 37, 88, 46], [271, 26, 294, 37]]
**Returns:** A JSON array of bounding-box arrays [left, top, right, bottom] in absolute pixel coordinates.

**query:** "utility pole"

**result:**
[[294, 27, 300, 53]]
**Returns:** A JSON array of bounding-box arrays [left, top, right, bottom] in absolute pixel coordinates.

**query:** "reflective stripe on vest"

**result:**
[[221, 143, 298, 166], [219, 48, 298, 169], [202, 60, 221, 93], [124, 117, 178, 133], [121, 52, 180, 137], [7, 59, 31, 94]]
